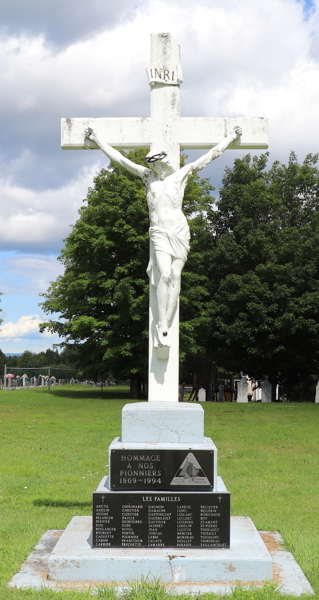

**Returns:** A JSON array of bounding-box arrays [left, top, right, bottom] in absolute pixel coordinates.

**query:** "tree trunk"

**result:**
[[130, 373, 141, 399]]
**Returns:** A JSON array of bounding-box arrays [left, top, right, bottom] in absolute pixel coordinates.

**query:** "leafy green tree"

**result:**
[[17, 350, 37, 368], [3, 348, 78, 381], [0, 293, 2, 327], [207, 152, 319, 399], [0, 349, 5, 377], [0, 294, 3, 376], [40, 150, 213, 396]]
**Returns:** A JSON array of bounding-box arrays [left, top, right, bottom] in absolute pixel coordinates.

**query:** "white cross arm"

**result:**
[[61, 117, 152, 150], [178, 117, 268, 150], [61, 115, 268, 151]]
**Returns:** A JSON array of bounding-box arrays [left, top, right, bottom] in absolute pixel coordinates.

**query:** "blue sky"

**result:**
[[303, 0, 316, 16], [0, 0, 319, 353]]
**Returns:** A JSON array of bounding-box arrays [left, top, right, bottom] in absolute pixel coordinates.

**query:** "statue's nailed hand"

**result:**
[[226, 126, 242, 143], [85, 127, 97, 142], [234, 126, 242, 138]]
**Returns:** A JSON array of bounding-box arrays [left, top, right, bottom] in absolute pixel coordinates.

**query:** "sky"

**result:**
[[0, 0, 318, 355]]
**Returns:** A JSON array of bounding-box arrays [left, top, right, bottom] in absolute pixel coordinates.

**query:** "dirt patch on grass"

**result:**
[[260, 530, 283, 583]]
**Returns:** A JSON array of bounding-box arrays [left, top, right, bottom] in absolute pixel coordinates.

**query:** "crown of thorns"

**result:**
[[144, 151, 167, 163]]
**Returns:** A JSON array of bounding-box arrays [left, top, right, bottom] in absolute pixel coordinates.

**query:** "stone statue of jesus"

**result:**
[[85, 126, 242, 347]]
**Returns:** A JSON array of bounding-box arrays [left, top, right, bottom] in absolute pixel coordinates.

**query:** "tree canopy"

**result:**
[[1, 348, 77, 379], [40, 149, 213, 391], [41, 149, 319, 399], [207, 152, 319, 396]]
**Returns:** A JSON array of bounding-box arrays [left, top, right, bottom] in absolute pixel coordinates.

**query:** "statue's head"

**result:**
[[145, 150, 174, 176]]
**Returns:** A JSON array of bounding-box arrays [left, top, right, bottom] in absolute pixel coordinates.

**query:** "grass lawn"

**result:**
[[0, 386, 318, 600]]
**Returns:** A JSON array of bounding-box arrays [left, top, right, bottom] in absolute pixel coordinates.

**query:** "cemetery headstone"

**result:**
[[237, 376, 248, 403], [315, 381, 319, 403], [198, 387, 206, 402], [261, 378, 272, 403], [218, 384, 225, 402]]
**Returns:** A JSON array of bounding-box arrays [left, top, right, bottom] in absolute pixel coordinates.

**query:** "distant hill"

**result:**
[[4, 353, 24, 357]]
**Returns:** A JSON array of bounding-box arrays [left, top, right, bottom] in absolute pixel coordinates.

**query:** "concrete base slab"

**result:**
[[48, 516, 271, 583], [9, 519, 314, 595]]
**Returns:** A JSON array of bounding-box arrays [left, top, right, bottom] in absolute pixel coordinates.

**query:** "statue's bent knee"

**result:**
[[161, 271, 171, 285]]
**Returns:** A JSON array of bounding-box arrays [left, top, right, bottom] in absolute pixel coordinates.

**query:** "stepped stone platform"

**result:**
[[9, 517, 314, 595]]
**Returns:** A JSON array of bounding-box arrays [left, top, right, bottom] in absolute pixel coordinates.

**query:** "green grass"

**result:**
[[0, 386, 318, 599]]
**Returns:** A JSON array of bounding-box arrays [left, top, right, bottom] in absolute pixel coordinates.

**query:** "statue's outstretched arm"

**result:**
[[85, 128, 150, 179], [183, 126, 242, 175]]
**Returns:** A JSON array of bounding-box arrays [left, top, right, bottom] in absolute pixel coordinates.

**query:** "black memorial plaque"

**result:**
[[93, 491, 230, 548], [110, 449, 214, 490]]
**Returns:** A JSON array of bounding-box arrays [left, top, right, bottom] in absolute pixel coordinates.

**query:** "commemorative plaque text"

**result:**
[[93, 491, 230, 548], [110, 449, 214, 490]]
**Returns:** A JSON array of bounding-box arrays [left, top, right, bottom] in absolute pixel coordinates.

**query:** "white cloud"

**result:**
[[0, 163, 100, 251], [0, 0, 143, 47], [0, 254, 64, 296], [223, 58, 319, 161], [0, 314, 53, 339]]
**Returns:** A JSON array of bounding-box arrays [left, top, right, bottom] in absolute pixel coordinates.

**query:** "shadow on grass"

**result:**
[[47, 388, 132, 401], [34, 499, 91, 508]]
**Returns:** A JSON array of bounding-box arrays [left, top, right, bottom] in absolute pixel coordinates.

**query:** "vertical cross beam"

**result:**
[[148, 34, 182, 402], [149, 33, 181, 170]]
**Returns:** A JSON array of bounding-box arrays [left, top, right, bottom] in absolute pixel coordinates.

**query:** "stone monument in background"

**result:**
[[237, 375, 249, 403], [48, 33, 274, 590]]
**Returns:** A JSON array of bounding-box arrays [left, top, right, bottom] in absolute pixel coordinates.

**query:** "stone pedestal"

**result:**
[[48, 402, 273, 586], [121, 402, 204, 443], [92, 403, 230, 550]]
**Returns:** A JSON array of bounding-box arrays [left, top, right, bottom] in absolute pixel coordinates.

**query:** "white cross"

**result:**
[[61, 33, 268, 403]]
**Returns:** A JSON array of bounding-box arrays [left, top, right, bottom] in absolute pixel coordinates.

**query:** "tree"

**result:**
[[0, 349, 5, 377], [40, 150, 213, 396], [206, 152, 319, 399], [0, 293, 3, 376]]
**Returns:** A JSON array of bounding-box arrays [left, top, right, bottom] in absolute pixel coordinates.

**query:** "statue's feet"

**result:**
[[155, 324, 171, 347]]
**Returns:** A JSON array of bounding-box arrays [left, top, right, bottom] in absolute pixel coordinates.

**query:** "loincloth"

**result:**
[[147, 220, 190, 287]]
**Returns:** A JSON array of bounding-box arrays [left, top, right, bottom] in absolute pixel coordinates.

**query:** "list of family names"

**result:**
[[121, 504, 144, 547], [93, 492, 230, 548]]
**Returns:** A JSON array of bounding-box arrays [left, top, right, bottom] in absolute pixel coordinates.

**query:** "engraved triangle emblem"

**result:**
[[170, 452, 211, 486]]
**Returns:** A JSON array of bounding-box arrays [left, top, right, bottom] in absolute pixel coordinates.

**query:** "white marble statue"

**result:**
[[85, 126, 242, 347]]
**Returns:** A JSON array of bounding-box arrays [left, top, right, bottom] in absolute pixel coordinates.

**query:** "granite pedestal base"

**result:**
[[55, 404, 261, 585], [48, 515, 272, 584], [109, 437, 217, 491], [93, 476, 230, 548]]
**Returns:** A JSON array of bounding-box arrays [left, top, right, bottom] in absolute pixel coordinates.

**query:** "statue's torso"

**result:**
[[146, 174, 187, 230]]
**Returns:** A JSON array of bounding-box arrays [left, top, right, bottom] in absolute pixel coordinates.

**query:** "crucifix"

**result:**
[[61, 33, 268, 404]]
